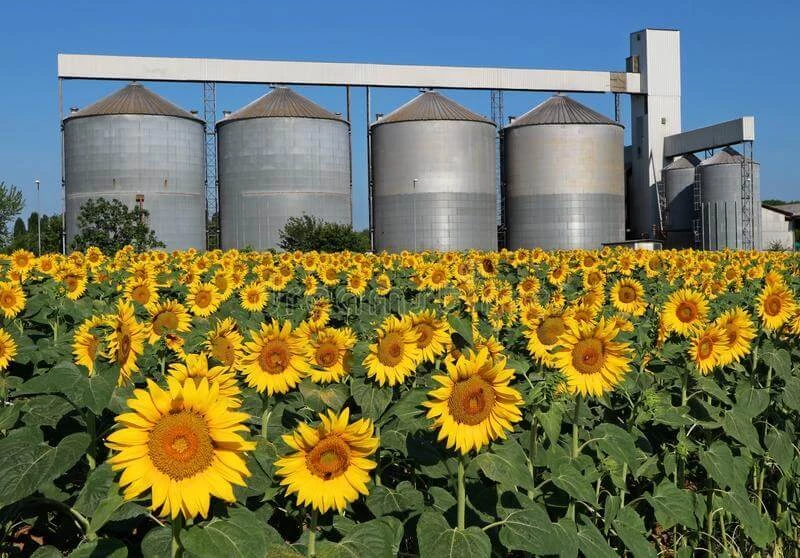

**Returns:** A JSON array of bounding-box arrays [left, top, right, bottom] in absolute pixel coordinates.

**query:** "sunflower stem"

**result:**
[[568, 394, 582, 521], [171, 514, 184, 558], [527, 414, 538, 499], [307, 508, 318, 557], [374, 424, 382, 487], [457, 455, 466, 530], [85, 411, 97, 470]]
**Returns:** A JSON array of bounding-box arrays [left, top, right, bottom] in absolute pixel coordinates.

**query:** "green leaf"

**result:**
[[592, 423, 640, 471], [550, 462, 597, 504], [722, 491, 776, 548], [141, 526, 172, 558], [765, 427, 794, 472], [497, 505, 561, 555], [761, 342, 791, 379], [699, 441, 750, 492], [646, 481, 697, 529], [316, 518, 396, 558], [781, 377, 800, 412], [31, 546, 63, 558], [447, 315, 474, 347], [20, 394, 75, 427], [298, 379, 349, 413], [417, 511, 491, 558], [365, 481, 424, 517], [15, 362, 118, 415], [74, 463, 115, 517], [695, 376, 732, 405], [70, 538, 127, 558], [576, 517, 618, 558], [0, 431, 90, 507], [536, 404, 563, 445], [722, 412, 763, 454], [612, 507, 656, 558], [552, 518, 579, 558], [471, 439, 535, 491], [350, 376, 392, 420], [181, 506, 282, 558], [429, 486, 457, 513], [388, 390, 428, 431], [87, 485, 127, 536], [733, 382, 769, 419]]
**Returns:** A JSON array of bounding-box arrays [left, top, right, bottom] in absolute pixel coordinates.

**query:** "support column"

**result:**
[[628, 29, 682, 239]]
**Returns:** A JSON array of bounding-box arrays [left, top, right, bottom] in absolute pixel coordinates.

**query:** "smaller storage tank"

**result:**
[[371, 91, 497, 252], [663, 154, 700, 249], [503, 94, 625, 250], [698, 147, 762, 250], [217, 87, 351, 250]]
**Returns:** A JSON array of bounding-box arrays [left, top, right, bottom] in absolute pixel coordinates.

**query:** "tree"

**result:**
[[10, 213, 63, 254], [12, 217, 25, 240], [0, 182, 25, 250], [278, 215, 370, 252], [71, 198, 164, 253]]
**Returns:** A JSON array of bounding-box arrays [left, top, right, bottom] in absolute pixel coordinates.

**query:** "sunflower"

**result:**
[[0, 281, 25, 319], [297, 323, 357, 383], [275, 408, 378, 514], [424, 348, 523, 454], [346, 272, 367, 296], [307, 298, 332, 328], [205, 317, 244, 371], [552, 318, 633, 397], [106, 377, 255, 519], [661, 289, 709, 337], [688, 324, 730, 375], [238, 281, 268, 313], [59, 266, 88, 300], [757, 283, 797, 332], [241, 320, 308, 395], [0, 328, 17, 371], [10, 249, 35, 274], [106, 300, 146, 384], [213, 271, 234, 301], [609, 278, 647, 317], [714, 308, 757, 366], [168, 353, 240, 402], [375, 273, 392, 296], [409, 310, 450, 363], [145, 300, 191, 344], [125, 277, 159, 306], [524, 305, 576, 367], [73, 315, 108, 375], [186, 281, 221, 317], [363, 315, 421, 386]]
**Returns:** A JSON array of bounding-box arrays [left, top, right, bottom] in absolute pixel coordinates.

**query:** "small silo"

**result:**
[[698, 147, 762, 250], [371, 91, 496, 252], [503, 94, 625, 250], [217, 88, 350, 250], [64, 82, 206, 251], [663, 154, 700, 249]]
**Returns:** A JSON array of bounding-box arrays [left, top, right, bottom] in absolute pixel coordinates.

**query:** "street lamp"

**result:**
[[35, 180, 41, 255], [412, 178, 419, 252]]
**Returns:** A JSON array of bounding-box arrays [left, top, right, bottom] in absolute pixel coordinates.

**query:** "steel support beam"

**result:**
[[57, 54, 642, 94], [663, 117, 755, 158]]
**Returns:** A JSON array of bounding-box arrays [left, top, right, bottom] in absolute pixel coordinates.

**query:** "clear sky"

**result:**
[[1, 0, 797, 230]]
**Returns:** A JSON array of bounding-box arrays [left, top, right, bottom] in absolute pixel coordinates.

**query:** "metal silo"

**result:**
[[371, 91, 496, 252], [698, 147, 762, 250], [64, 82, 206, 251], [217, 87, 351, 250], [663, 154, 700, 249], [503, 94, 625, 250]]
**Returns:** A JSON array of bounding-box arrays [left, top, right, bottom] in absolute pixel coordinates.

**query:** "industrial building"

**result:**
[[371, 91, 496, 252], [762, 204, 799, 250], [58, 28, 771, 253], [63, 83, 206, 251], [217, 87, 351, 250]]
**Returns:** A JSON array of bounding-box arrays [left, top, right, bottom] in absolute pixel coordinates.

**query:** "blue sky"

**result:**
[[1, 0, 797, 230]]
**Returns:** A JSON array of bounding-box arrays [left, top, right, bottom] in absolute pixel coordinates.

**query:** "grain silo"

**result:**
[[371, 91, 496, 252], [503, 94, 625, 250], [663, 154, 700, 249], [698, 147, 762, 250], [217, 87, 350, 250], [63, 82, 206, 251]]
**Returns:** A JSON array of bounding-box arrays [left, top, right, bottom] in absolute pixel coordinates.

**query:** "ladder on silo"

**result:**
[[740, 141, 755, 250], [692, 167, 703, 249], [491, 90, 505, 248], [655, 179, 667, 239]]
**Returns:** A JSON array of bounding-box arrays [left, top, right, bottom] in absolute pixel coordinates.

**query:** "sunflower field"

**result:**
[[0, 246, 799, 557]]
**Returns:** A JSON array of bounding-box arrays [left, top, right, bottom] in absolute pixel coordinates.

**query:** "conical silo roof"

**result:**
[[506, 94, 622, 128], [699, 146, 756, 166], [372, 91, 493, 127], [218, 87, 345, 126], [64, 82, 202, 122], [664, 153, 701, 170]]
